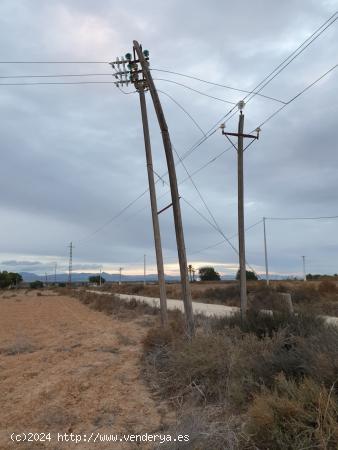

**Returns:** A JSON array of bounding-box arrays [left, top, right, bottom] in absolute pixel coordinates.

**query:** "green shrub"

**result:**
[[30, 280, 43, 289]]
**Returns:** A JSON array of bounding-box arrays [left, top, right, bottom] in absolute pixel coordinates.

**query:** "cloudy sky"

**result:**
[[0, 0, 337, 278]]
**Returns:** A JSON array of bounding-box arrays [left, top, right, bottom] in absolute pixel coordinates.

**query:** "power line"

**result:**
[[151, 68, 286, 104], [157, 89, 206, 136], [0, 81, 117, 86], [0, 61, 110, 64], [153, 78, 237, 105], [188, 219, 263, 257], [266, 215, 338, 221], [244, 11, 337, 104], [258, 63, 338, 128], [0, 73, 113, 78], [74, 14, 337, 246]]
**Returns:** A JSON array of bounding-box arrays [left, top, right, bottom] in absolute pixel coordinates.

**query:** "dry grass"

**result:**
[[74, 291, 159, 319], [143, 309, 338, 449]]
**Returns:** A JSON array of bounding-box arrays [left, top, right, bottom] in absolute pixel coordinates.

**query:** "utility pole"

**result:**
[[221, 102, 260, 320], [132, 40, 194, 336], [119, 267, 123, 285], [143, 254, 146, 287], [54, 262, 57, 284], [68, 242, 73, 287], [263, 217, 269, 286], [138, 83, 168, 324], [302, 256, 307, 281], [45, 272, 48, 285], [99, 267, 102, 287]]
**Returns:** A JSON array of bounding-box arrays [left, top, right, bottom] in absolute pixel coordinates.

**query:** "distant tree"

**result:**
[[30, 280, 43, 289], [236, 270, 258, 281], [188, 265, 195, 282], [198, 266, 221, 281], [88, 275, 106, 284], [0, 271, 22, 288]]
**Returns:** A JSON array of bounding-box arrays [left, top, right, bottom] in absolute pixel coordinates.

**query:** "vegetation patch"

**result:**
[[143, 311, 338, 449]]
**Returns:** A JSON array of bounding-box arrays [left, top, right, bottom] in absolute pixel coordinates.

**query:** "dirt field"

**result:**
[[0, 290, 171, 450]]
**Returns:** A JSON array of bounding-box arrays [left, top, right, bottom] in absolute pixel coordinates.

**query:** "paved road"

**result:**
[[88, 291, 338, 326]]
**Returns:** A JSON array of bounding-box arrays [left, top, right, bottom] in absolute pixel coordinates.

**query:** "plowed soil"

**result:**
[[0, 290, 169, 450]]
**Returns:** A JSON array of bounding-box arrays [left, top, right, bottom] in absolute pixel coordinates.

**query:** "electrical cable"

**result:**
[[157, 89, 206, 136], [153, 78, 237, 105], [151, 68, 286, 104]]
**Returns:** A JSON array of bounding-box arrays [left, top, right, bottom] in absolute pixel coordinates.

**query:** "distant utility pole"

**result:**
[[143, 254, 146, 287], [132, 40, 194, 336], [221, 102, 260, 320], [68, 242, 73, 287], [45, 272, 48, 285], [302, 256, 307, 281], [263, 217, 269, 286], [119, 267, 123, 285], [99, 267, 102, 287], [54, 262, 57, 284]]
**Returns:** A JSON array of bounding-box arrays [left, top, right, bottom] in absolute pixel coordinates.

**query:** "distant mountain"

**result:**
[[19, 271, 180, 283]]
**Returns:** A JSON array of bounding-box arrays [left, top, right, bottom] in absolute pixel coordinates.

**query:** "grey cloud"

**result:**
[[0, 0, 337, 276]]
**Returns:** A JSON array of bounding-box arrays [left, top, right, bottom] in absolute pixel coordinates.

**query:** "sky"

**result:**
[[0, 0, 337, 278]]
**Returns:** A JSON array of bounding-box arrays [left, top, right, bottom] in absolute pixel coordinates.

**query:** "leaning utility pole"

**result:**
[[263, 217, 270, 286], [221, 102, 260, 320], [68, 242, 73, 287], [133, 40, 194, 336]]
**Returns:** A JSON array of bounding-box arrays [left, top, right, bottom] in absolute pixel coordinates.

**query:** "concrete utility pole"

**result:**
[[68, 242, 73, 287], [119, 267, 123, 285], [263, 217, 269, 286], [133, 40, 194, 337], [302, 256, 307, 281], [221, 102, 260, 320]]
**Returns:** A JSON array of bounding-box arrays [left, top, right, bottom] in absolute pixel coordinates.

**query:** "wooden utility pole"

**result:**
[[221, 104, 260, 321], [68, 242, 73, 287], [263, 217, 269, 286], [119, 267, 123, 285], [302, 256, 307, 281], [139, 89, 168, 325], [143, 254, 146, 287], [237, 111, 247, 318], [133, 41, 194, 336]]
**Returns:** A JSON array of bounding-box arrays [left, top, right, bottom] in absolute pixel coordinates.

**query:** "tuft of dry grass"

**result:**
[[246, 374, 338, 449]]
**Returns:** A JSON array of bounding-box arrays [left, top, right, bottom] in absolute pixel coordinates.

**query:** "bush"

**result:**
[[76, 291, 159, 318], [211, 309, 326, 339], [246, 374, 338, 449], [30, 280, 43, 289]]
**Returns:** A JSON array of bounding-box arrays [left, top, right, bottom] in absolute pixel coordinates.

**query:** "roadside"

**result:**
[[88, 290, 338, 326]]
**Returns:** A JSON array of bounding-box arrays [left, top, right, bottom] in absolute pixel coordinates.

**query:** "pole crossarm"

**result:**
[[221, 131, 259, 140]]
